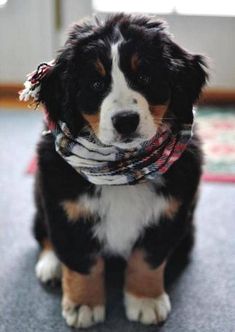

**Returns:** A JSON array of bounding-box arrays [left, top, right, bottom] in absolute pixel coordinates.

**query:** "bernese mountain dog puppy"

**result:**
[[27, 14, 207, 328]]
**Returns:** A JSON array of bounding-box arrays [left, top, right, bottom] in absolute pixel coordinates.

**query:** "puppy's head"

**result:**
[[39, 14, 207, 148]]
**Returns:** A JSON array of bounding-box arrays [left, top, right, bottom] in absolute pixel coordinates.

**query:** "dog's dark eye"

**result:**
[[91, 80, 105, 92], [137, 74, 151, 86]]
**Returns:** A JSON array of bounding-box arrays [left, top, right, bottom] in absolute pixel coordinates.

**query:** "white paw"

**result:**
[[62, 303, 105, 328], [124, 292, 171, 325], [35, 250, 61, 283]]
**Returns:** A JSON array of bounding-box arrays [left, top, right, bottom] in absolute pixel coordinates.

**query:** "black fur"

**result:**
[[34, 13, 207, 275]]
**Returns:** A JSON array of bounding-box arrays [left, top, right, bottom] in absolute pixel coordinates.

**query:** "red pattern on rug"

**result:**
[[26, 156, 37, 174], [197, 107, 235, 183]]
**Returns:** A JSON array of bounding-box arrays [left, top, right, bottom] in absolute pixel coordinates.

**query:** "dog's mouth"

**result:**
[[110, 133, 148, 149], [120, 133, 138, 143], [122, 138, 134, 144]]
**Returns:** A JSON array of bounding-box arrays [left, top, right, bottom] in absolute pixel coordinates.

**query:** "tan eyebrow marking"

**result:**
[[95, 59, 106, 77], [131, 53, 140, 72]]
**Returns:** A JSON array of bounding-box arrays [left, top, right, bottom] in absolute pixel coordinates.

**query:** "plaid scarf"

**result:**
[[52, 121, 192, 185], [19, 60, 193, 186]]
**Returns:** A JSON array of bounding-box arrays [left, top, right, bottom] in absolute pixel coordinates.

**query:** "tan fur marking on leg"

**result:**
[[62, 200, 91, 222], [41, 238, 53, 251], [39, 239, 55, 261], [83, 113, 100, 135], [125, 250, 166, 298], [163, 198, 181, 219], [62, 258, 105, 308]]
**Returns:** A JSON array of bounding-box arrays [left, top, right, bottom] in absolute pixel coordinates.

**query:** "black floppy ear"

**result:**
[[169, 42, 208, 123], [39, 59, 66, 124], [38, 50, 84, 135], [19, 60, 65, 124]]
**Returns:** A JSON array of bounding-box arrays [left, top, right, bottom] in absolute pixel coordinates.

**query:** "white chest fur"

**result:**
[[79, 182, 168, 258]]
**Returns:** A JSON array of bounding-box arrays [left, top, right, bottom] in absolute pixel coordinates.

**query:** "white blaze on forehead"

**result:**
[[101, 42, 146, 113], [110, 43, 134, 105], [98, 41, 157, 147]]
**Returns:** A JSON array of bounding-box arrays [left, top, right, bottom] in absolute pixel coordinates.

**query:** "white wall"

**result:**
[[0, 0, 54, 83], [0, 0, 92, 83], [0, 0, 235, 89], [59, 0, 92, 45], [163, 15, 235, 89]]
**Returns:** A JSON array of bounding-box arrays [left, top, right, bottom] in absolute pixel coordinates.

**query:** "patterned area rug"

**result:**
[[196, 107, 235, 183]]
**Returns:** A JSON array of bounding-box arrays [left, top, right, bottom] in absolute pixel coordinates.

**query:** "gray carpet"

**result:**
[[0, 109, 234, 332]]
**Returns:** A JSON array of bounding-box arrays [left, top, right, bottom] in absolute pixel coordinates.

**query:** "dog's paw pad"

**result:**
[[35, 250, 61, 284], [62, 304, 105, 328], [124, 292, 171, 325]]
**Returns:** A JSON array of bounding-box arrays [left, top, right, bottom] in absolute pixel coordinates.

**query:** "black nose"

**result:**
[[112, 111, 140, 135]]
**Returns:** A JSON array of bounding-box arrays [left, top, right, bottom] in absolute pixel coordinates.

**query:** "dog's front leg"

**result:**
[[62, 257, 105, 328], [124, 249, 171, 325], [124, 201, 194, 325], [40, 197, 106, 328]]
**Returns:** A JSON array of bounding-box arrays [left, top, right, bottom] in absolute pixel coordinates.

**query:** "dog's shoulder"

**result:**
[[158, 133, 202, 201], [36, 133, 96, 200]]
